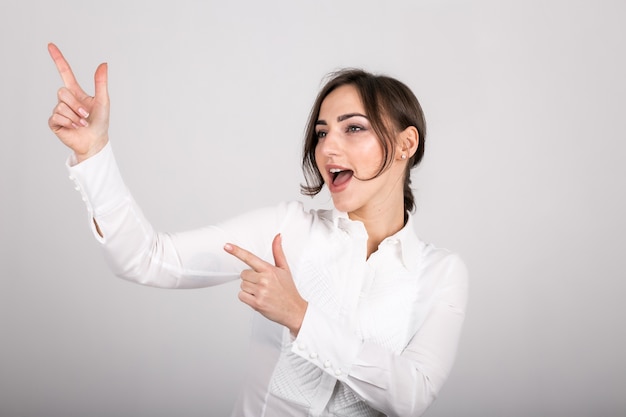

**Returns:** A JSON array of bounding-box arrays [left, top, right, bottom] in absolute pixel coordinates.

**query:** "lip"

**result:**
[[325, 164, 353, 194]]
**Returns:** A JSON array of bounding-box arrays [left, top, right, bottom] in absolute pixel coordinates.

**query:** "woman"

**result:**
[[48, 42, 468, 417]]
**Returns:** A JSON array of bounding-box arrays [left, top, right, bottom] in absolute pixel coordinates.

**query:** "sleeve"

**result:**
[[291, 254, 469, 417], [66, 143, 297, 289]]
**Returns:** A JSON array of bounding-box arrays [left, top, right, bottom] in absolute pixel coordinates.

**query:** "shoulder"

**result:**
[[421, 244, 468, 281], [226, 201, 333, 232], [421, 244, 466, 272], [418, 244, 469, 306], [275, 201, 337, 229]]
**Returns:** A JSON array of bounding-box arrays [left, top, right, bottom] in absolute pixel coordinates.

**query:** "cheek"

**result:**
[[356, 138, 385, 171]]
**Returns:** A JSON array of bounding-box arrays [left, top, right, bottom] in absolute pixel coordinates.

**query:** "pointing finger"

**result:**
[[48, 43, 82, 91], [224, 243, 270, 272]]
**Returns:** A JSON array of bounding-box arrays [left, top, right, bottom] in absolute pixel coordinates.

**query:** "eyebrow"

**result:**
[[316, 113, 369, 125]]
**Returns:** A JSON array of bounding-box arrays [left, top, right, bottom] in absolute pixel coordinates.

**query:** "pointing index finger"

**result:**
[[224, 243, 269, 272], [48, 43, 81, 91]]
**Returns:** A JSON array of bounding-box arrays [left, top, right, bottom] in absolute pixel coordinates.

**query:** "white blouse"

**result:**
[[67, 143, 469, 417]]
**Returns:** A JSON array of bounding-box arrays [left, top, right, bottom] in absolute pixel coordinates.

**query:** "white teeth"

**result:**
[[329, 168, 343, 173]]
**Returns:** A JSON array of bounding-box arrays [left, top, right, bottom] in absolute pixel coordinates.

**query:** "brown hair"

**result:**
[[301, 68, 426, 214]]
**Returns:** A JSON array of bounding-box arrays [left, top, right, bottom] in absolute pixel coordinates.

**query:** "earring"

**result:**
[[401, 154, 407, 160]]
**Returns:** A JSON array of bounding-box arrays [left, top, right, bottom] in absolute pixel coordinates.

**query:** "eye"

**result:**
[[316, 130, 327, 139], [347, 125, 364, 133]]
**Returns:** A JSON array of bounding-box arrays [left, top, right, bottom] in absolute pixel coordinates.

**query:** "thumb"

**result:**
[[272, 234, 289, 270], [94, 62, 109, 104]]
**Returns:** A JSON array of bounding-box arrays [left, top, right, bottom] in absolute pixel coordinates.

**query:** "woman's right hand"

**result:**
[[48, 43, 110, 163]]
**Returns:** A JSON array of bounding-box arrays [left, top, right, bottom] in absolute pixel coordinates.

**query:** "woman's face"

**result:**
[[314, 84, 406, 216]]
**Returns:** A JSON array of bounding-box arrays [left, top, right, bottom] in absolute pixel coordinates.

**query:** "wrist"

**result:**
[[289, 300, 308, 337], [75, 138, 109, 164]]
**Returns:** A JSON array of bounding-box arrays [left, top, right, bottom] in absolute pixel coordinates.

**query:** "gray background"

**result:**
[[1, 0, 625, 416]]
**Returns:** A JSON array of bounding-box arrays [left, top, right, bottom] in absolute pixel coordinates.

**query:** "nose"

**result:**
[[317, 130, 340, 157]]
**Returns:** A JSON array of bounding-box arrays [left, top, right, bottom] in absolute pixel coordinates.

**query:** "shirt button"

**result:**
[[323, 360, 331, 369], [309, 352, 318, 359], [334, 369, 342, 376], [68, 175, 75, 181], [297, 342, 306, 351]]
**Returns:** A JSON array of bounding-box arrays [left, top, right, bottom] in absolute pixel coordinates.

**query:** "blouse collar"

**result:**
[[326, 208, 424, 272]]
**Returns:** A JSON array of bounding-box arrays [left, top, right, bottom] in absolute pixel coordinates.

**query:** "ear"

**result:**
[[396, 126, 419, 160]]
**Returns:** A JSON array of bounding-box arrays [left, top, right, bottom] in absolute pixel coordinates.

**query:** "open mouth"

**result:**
[[329, 168, 354, 186]]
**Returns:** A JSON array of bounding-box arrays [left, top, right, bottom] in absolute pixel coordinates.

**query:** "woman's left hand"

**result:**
[[224, 234, 308, 336]]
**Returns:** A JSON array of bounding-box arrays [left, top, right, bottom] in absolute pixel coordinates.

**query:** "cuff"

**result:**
[[291, 303, 363, 382], [65, 143, 130, 237]]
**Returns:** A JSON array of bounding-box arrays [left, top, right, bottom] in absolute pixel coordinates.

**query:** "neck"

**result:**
[[348, 200, 406, 259]]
